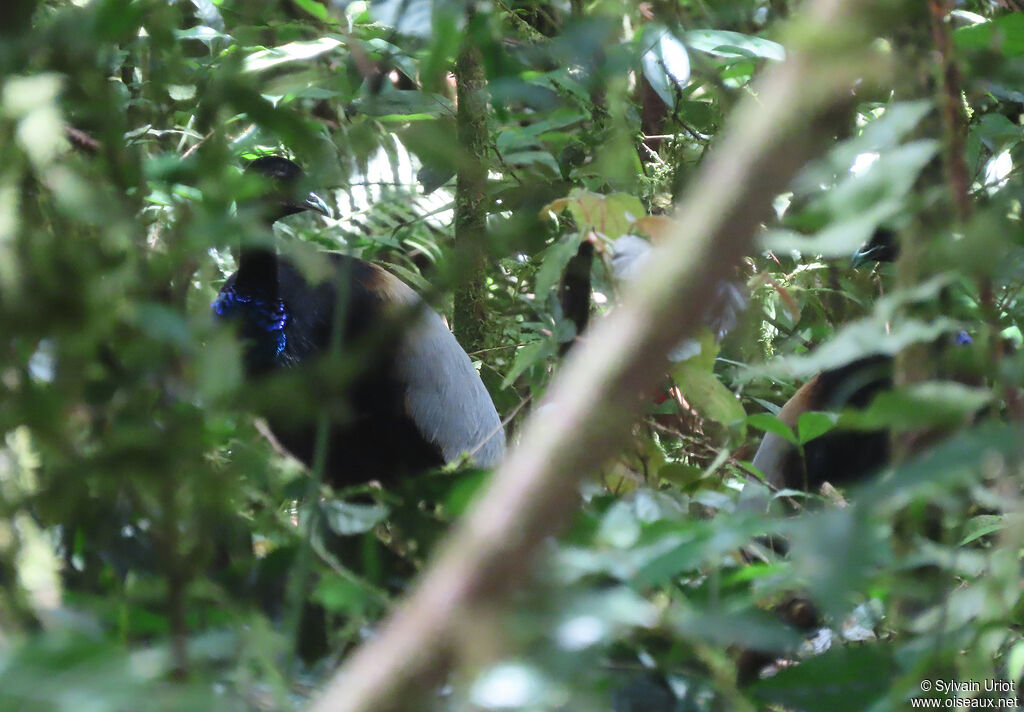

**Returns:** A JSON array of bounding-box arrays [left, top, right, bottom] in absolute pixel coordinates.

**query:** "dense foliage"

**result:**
[[0, 0, 1023, 710]]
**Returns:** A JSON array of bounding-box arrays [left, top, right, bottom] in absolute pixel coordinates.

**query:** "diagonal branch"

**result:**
[[308, 1, 890, 711]]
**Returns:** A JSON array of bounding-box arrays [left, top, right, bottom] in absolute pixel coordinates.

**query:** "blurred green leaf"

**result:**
[[842, 381, 992, 432], [751, 644, 896, 712], [321, 499, 391, 536], [244, 37, 344, 73]]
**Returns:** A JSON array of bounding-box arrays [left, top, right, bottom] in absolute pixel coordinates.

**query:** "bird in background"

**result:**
[[749, 229, 972, 494], [212, 156, 505, 488]]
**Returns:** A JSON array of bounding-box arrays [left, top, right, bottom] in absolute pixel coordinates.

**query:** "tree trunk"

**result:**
[[452, 13, 490, 354]]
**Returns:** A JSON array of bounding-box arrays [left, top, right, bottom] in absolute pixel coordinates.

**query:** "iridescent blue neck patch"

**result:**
[[212, 290, 288, 358]]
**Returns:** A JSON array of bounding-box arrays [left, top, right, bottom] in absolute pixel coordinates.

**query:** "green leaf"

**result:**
[[370, 0, 456, 38], [677, 99, 715, 130], [797, 411, 838, 445], [597, 501, 642, 549], [400, 118, 458, 184], [174, 25, 230, 44], [973, 112, 1023, 150], [444, 469, 490, 517], [672, 359, 745, 428], [766, 140, 937, 258], [244, 37, 344, 73], [824, 140, 937, 218], [793, 100, 931, 195], [189, 0, 224, 30], [633, 514, 779, 585], [496, 109, 589, 154], [536, 233, 584, 299], [313, 575, 374, 615], [502, 340, 555, 388], [842, 381, 992, 432], [670, 605, 802, 653], [788, 507, 884, 616], [641, 26, 691, 106], [751, 644, 896, 712], [292, 0, 330, 21], [502, 150, 561, 174], [351, 89, 454, 118], [0, 635, 166, 711], [747, 413, 798, 445], [542, 189, 645, 239], [959, 514, 1005, 546], [657, 462, 703, 489], [134, 303, 191, 346], [761, 278, 960, 379], [685, 29, 785, 61], [861, 424, 1023, 506], [954, 13, 1024, 57], [1007, 642, 1024, 683]]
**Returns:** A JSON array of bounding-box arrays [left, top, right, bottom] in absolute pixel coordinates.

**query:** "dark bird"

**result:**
[[213, 156, 505, 487], [751, 355, 892, 492], [750, 230, 971, 493], [751, 229, 899, 493]]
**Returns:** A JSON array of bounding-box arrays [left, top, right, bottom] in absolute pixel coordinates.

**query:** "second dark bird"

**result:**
[[750, 229, 970, 493], [751, 231, 898, 492]]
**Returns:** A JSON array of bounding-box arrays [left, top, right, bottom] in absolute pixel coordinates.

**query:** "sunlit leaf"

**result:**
[[641, 26, 691, 106], [685, 29, 785, 60], [541, 189, 645, 239], [244, 37, 344, 72]]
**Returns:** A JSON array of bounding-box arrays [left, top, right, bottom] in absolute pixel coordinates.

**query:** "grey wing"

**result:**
[[750, 431, 792, 490], [397, 306, 506, 467]]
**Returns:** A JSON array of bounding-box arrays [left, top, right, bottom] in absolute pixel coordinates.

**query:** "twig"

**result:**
[[181, 129, 215, 159], [64, 125, 100, 154]]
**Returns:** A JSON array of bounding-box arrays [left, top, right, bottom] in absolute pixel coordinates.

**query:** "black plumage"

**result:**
[[213, 156, 505, 487], [751, 355, 892, 492]]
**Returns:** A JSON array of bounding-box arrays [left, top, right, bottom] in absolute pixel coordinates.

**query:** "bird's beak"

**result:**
[[302, 191, 332, 218], [850, 244, 881, 268], [850, 249, 869, 268]]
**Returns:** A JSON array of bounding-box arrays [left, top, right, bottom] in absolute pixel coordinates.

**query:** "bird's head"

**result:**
[[245, 156, 332, 223]]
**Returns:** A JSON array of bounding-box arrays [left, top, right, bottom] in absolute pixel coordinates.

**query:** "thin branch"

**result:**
[[928, 0, 970, 222], [64, 125, 101, 154]]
